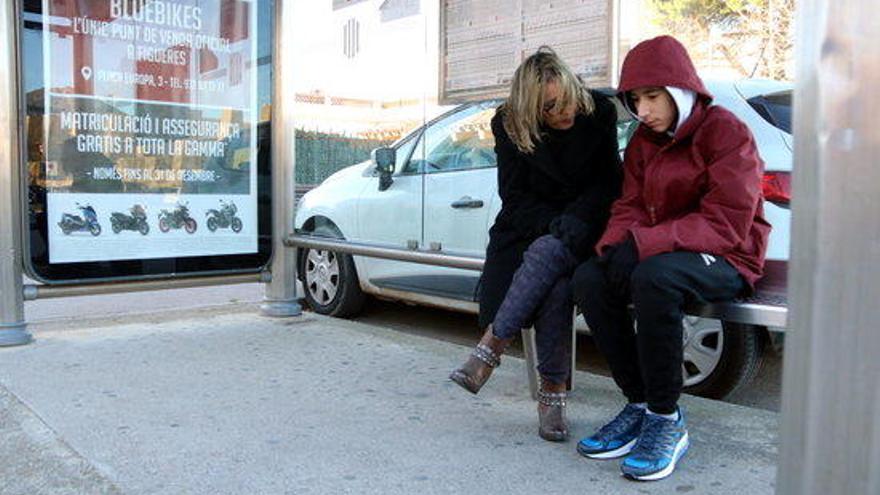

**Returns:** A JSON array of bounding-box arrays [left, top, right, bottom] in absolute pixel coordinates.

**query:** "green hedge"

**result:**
[[295, 130, 395, 187]]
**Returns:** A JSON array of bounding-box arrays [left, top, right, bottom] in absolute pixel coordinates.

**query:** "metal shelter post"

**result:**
[[777, 1, 880, 493], [261, 0, 302, 317], [0, 0, 31, 347]]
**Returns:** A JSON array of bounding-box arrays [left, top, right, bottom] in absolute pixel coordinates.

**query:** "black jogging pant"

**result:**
[[571, 251, 745, 414]]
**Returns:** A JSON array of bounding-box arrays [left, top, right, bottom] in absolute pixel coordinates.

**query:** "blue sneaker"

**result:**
[[620, 407, 689, 481], [577, 403, 645, 459]]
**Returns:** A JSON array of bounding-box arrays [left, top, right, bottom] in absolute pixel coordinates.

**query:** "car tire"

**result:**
[[681, 319, 765, 400], [299, 238, 366, 318]]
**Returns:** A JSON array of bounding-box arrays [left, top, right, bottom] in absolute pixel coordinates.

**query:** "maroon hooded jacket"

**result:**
[[596, 35, 771, 289]]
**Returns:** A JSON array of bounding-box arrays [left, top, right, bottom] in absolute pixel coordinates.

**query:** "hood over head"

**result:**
[[618, 35, 712, 100], [618, 36, 711, 135]]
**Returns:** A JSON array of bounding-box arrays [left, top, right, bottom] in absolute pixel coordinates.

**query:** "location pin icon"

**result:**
[[81, 66, 92, 81]]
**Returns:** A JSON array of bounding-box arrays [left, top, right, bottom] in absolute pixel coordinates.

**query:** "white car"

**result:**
[[294, 80, 793, 399]]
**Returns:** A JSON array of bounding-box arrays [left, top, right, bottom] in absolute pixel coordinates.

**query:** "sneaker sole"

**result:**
[[623, 431, 689, 482], [577, 437, 637, 459]]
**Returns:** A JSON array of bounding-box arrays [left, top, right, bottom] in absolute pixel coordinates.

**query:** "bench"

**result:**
[[287, 234, 789, 397]]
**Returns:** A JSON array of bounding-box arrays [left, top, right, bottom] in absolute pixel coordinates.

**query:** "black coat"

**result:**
[[478, 91, 622, 329]]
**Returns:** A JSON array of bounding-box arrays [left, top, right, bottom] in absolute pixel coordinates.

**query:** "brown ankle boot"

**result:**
[[537, 379, 569, 442], [449, 325, 511, 394]]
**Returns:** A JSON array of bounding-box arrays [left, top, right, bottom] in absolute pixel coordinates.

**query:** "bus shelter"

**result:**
[[0, 0, 877, 493]]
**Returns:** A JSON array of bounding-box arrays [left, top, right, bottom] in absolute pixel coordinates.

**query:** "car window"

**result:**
[[406, 102, 497, 174], [393, 134, 420, 175], [606, 95, 638, 153], [747, 90, 792, 134]]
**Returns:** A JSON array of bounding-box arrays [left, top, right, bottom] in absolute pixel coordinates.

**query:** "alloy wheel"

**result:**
[[681, 316, 724, 387], [305, 249, 340, 305]]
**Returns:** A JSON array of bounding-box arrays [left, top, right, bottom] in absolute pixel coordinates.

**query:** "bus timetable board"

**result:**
[[22, 0, 274, 282], [440, 0, 614, 104]]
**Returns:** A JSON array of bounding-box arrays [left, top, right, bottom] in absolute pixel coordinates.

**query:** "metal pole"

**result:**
[[23, 273, 268, 301], [286, 235, 485, 271], [610, 0, 620, 88], [0, 0, 31, 347], [777, 1, 880, 493], [260, 0, 302, 317]]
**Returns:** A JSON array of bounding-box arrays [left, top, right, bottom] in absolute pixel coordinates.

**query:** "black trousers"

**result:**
[[571, 252, 745, 414]]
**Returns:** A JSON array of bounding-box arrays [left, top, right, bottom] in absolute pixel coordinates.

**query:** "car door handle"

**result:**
[[451, 196, 484, 209]]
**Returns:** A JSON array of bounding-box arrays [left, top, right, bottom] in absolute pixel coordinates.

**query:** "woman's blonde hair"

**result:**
[[501, 46, 594, 154]]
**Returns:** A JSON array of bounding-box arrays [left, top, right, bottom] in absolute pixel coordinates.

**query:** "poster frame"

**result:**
[[18, 0, 274, 285]]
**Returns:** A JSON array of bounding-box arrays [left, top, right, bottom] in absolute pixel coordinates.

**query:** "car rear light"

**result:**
[[762, 171, 791, 208]]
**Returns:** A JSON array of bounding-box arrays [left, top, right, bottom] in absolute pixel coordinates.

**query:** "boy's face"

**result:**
[[630, 86, 678, 134]]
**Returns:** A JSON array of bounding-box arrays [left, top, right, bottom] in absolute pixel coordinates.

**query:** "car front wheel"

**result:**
[[300, 245, 366, 318]]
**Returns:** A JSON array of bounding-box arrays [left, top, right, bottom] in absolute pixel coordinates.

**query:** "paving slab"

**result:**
[[0, 387, 122, 495], [0, 306, 778, 494]]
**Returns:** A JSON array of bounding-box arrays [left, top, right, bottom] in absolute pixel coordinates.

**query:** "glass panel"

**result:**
[[619, 1, 794, 81], [288, 0, 796, 313], [290, 0, 442, 299]]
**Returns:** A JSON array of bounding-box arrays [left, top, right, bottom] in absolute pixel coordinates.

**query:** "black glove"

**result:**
[[549, 214, 589, 256], [595, 244, 617, 267], [606, 237, 639, 297]]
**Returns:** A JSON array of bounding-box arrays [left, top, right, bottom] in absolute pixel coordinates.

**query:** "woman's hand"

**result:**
[[549, 214, 589, 255]]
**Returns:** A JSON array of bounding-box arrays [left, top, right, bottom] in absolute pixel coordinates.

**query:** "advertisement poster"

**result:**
[[42, 0, 258, 263]]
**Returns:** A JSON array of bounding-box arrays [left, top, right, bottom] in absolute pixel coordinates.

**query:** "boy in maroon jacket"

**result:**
[[571, 35, 771, 481]]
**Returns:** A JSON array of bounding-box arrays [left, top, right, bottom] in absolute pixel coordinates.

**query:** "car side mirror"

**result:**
[[372, 147, 396, 191]]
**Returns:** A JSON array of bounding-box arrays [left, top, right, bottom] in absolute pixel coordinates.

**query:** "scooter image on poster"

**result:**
[[110, 204, 149, 235], [158, 202, 197, 234], [205, 200, 243, 233], [58, 203, 102, 236]]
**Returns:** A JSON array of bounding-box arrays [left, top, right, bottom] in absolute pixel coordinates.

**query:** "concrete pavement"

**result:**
[[0, 305, 778, 494]]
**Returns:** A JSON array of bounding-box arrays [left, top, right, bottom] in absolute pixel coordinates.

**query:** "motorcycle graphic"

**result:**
[[58, 203, 101, 236], [206, 200, 243, 233], [158, 202, 197, 234], [110, 204, 149, 235]]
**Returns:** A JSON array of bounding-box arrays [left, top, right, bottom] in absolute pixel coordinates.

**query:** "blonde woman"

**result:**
[[450, 47, 621, 441]]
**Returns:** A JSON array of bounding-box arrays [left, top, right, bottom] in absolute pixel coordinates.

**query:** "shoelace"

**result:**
[[629, 415, 679, 460], [595, 405, 642, 441]]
